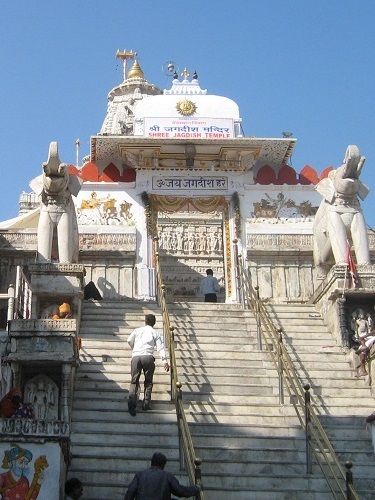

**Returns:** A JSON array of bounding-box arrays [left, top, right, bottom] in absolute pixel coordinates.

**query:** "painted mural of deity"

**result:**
[[77, 191, 134, 226], [0, 444, 48, 499], [251, 193, 317, 220]]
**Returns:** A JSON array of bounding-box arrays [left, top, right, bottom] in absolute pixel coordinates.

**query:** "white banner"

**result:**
[[144, 117, 234, 139]]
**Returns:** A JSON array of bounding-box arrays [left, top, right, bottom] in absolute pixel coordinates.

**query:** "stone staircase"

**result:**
[[168, 301, 375, 499], [68, 300, 191, 500], [269, 304, 375, 494], [68, 299, 375, 499]]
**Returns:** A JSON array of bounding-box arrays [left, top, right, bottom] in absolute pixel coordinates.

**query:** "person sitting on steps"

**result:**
[[52, 302, 72, 319], [355, 327, 375, 377]]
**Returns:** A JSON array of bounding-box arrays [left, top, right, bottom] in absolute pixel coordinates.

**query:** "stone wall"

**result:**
[[0, 231, 137, 300], [246, 232, 316, 302], [246, 230, 375, 303]]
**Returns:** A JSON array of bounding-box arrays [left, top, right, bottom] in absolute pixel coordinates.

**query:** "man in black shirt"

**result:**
[[124, 452, 201, 499]]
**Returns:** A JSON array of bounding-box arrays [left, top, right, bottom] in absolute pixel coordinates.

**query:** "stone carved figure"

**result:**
[[33, 381, 49, 420], [313, 145, 370, 278], [25, 375, 59, 421], [30, 142, 83, 263], [351, 308, 372, 343]]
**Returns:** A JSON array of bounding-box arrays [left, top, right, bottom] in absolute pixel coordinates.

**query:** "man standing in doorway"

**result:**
[[200, 268, 220, 303], [127, 314, 169, 416]]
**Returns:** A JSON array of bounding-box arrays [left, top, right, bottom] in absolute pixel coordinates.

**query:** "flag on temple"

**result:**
[[346, 243, 359, 288]]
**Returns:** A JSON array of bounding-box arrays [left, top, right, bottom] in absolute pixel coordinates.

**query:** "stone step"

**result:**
[[282, 337, 340, 347], [176, 328, 333, 338], [73, 390, 279, 406], [82, 303, 243, 314], [178, 367, 364, 387], [74, 376, 276, 395], [196, 433, 307, 450], [285, 352, 351, 363], [72, 406, 299, 424], [80, 335, 262, 348], [175, 337, 338, 349], [70, 443, 181, 460], [75, 371, 277, 392], [69, 456, 183, 474], [76, 362, 363, 388], [78, 360, 269, 374], [169, 302, 243, 310], [81, 320, 252, 333], [72, 406, 177, 423], [198, 478, 374, 500], [185, 402, 373, 418], [319, 415, 372, 428], [304, 385, 373, 397], [189, 421, 372, 443], [82, 299, 158, 308], [72, 385, 170, 399], [184, 472, 334, 493], [268, 305, 321, 314], [72, 420, 186, 435], [177, 358, 268, 370], [79, 349, 261, 361], [72, 431, 180, 447]]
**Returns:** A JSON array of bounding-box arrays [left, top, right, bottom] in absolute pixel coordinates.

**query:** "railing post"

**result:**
[[170, 326, 175, 400], [233, 239, 242, 306], [304, 384, 312, 474], [156, 260, 164, 307], [345, 461, 353, 500], [175, 381, 185, 470], [7, 284, 15, 324], [194, 457, 203, 499], [239, 261, 247, 308], [278, 329, 284, 405], [255, 286, 262, 350]]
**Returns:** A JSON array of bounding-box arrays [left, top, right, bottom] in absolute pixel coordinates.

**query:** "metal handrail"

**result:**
[[236, 253, 358, 500], [153, 242, 204, 499]]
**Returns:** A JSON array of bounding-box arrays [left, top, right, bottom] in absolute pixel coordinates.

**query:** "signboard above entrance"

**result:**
[[152, 176, 228, 191], [142, 117, 234, 139]]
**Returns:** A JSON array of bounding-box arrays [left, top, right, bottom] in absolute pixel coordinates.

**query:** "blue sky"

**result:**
[[1, 1, 375, 225]]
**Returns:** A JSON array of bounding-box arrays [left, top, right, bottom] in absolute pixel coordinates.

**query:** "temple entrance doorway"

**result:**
[[157, 211, 225, 302]]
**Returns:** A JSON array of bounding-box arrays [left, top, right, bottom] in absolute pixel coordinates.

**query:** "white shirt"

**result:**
[[127, 325, 168, 362]]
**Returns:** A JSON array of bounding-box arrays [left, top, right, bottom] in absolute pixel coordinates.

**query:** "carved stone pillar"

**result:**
[[61, 363, 72, 422], [12, 362, 21, 389], [337, 297, 350, 349]]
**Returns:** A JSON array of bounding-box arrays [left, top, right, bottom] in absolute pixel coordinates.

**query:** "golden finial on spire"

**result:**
[[116, 49, 137, 81], [128, 60, 144, 79]]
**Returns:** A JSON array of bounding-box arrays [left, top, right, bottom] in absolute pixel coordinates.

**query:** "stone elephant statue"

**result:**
[[313, 145, 370, 278], [30, 142, 82, 263]]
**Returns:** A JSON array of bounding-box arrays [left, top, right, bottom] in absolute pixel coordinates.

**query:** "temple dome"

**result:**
[[127, 60, 144, 79]]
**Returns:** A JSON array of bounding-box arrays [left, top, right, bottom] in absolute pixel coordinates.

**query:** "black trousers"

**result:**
[[129, 355, 155, 403], [204, 293, 217, 303]]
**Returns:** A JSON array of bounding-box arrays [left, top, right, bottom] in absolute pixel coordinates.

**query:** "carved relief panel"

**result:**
[[158, 212, 225, 300], [25, 374, 59, 421]]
